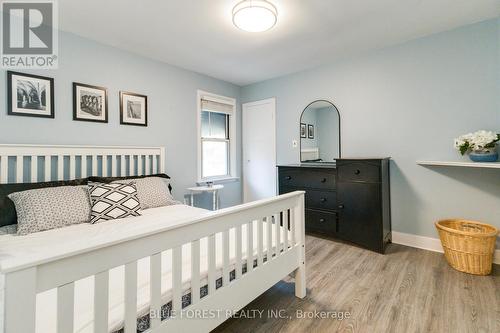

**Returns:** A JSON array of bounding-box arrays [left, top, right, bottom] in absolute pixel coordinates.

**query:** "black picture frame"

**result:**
[[120, 91, 148, 127], [300, 123, 307, 138], [73, 82, 109, 123], [7, 71, 55, 118], [308, 124, 314, 139]]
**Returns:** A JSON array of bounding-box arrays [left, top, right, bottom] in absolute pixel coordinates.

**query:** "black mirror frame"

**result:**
[[299, 99, 341, 163]]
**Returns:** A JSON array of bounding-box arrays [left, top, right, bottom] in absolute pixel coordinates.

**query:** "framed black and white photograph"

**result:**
[[7, 71, 55, 118], [300, 123, 307, 138], [308, 124, 314, 139], [120, 91, 148, 126], [73, 82, 108, 123]]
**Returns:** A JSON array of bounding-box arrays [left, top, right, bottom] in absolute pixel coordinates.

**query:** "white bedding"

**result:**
[[0, 204, 288, 333]]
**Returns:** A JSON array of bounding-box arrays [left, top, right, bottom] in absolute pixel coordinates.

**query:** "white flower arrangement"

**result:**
[[454, 130, 500, 155]]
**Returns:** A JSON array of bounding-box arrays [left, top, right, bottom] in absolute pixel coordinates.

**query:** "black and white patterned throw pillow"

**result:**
[[87, 181, 141, 224]]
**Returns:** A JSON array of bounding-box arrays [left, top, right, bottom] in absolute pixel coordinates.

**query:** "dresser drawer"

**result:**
[[279, 168, 336, 190], [337, 161, 380, 183], [305, 189, 337, 211], [305, 209, 337, 234], [280, 186, 337, 211]]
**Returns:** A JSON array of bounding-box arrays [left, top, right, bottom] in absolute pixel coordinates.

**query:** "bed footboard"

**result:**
[[1, 191, 306, 333]]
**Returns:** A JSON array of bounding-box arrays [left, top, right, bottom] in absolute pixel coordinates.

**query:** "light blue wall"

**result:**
[[0, 31, 242, 209], [316, 107, 339, 162], [300, 106, 340, 161], [242, 19, 500, 243], [300, 109, 318, 149], [1, 19, 498, 243]]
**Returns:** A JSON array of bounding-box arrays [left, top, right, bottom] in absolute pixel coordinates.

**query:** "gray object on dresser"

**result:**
[[278, 158, 391, 253]]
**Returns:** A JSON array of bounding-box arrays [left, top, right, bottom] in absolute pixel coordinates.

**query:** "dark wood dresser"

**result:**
[[278, 158, 391, 253]]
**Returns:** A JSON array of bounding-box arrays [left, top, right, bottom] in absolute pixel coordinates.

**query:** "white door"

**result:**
[[243, 98, 276, 203]]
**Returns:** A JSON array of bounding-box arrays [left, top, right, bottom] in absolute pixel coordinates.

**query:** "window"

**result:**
[[201, 111, 229, 178], [198, 91, 236, 181]]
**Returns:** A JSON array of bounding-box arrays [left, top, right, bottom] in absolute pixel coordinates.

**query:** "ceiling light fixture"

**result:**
[[232, 0, 278, 33]]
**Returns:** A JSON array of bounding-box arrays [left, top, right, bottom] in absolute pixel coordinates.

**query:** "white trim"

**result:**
[[392, 231, 500, 265], [197, 90, 237, 183], [242, 98, 276, 108], [242, 98, 277, 203], [199, 92, 236, 107]]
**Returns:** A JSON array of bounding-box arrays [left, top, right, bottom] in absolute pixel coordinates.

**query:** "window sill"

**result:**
[[197, 176, 240, 185]]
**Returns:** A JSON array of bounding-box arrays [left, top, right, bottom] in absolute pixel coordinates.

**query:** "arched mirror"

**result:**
[[300, 100, 340, 163]]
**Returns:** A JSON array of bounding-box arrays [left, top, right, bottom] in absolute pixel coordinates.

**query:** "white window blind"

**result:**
[[201, 99, 234, 114]]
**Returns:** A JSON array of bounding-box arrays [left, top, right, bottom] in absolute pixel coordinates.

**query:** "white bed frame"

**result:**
[[0, 144, 306, 333], [300, 148, 319, 161]]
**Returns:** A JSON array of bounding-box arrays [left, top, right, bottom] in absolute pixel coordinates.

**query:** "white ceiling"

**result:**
[[59, 0, 500, 86]]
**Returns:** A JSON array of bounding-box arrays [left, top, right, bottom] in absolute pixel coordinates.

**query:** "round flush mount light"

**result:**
[[232, 0, 278, 33]]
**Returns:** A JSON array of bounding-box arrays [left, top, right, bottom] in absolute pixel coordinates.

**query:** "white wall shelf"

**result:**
[[417, 160, 500, 169]]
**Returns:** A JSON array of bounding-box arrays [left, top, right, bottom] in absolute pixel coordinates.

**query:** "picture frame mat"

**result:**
[[10, 73, 52, 116], [300, 123, 306, 138], [121, 93, 147, 124], [75, 84, 107, 121], [308, 124, 314, 138]]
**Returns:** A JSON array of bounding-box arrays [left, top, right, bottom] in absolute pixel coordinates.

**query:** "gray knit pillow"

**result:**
[[113, 177, 180, 209], [8, 186, 91, 235]]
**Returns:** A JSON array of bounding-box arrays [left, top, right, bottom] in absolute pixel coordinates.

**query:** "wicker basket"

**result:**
[[436, 219, 498, 275]]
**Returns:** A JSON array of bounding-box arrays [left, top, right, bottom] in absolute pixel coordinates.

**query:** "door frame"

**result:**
[[242, 98, 277, 203]]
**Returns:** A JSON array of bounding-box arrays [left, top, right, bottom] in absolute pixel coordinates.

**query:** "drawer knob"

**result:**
[[319, 218, 325, 223], [285, 176, 292, 180], [354, 169, 361, 175], [320, 178, 327, 183], [338, 204, 345, 210], [320, 198, 327, 203]]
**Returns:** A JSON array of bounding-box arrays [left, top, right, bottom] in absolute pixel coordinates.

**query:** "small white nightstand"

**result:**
[[186, 184, 224, 210]]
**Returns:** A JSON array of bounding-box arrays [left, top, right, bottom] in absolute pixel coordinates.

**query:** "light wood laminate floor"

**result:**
[[213, 235, 500, 333]]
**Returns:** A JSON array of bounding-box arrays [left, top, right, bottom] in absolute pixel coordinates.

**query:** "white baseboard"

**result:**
[[392, 231, 500, 265]]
